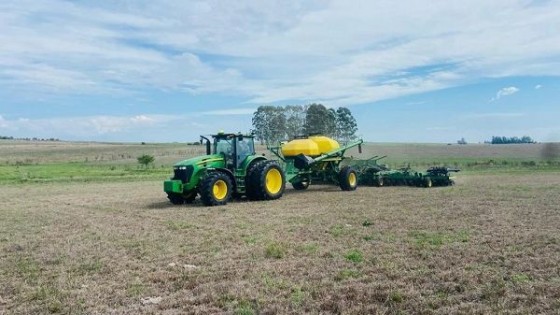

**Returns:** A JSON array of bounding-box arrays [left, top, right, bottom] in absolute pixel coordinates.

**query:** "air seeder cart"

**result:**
[[267, 136, 363, 191]]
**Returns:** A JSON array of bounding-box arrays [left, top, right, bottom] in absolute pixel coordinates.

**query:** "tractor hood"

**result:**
[[173, 154, 225, 168]]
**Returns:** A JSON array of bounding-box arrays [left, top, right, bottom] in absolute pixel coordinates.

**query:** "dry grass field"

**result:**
[[1, 140, 560, 314]]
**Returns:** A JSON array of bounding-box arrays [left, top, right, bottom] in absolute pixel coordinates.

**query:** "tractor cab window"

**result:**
[[215, 138, 233, 158], [236, 138, 255, 167]]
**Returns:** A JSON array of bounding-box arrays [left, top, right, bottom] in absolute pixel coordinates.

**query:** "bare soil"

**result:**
[[1, 173, 559, 314]]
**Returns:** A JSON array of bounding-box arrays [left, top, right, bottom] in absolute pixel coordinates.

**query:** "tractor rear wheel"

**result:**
[[245, 160, 267, 200], [247, 161, 285, 200], [339, 166, 358, 191], [292, 180, 309, 190], [200, 172, 233, 206]]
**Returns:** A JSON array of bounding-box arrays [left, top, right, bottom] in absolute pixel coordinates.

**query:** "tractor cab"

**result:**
[[204, 132, 256, 169]]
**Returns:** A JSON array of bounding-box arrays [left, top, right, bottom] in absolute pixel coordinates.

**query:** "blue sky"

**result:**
[[0, 0, 559, 143]]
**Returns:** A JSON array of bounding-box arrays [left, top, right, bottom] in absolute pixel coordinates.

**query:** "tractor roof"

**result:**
[[208, 131, 254, 139]]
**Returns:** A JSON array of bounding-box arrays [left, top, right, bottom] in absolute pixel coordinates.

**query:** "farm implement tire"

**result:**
[[167, 193, 185, 205], [424, 177, 433, 188], [339, 166, 358, 191], [247, 161, 285, 200], [200, 172, 233, 206], [292, 180, 309, 190], [375, 176, 384, 187]]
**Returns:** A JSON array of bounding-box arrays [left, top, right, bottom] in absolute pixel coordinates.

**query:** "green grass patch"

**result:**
[[0, 162, 169, 184], [166, 220, 196, 231], [510, 273, 532, 284], [290, 286, 305, 307], [344, 249, 364, 263], [295, 243, 319, 255], [265, 242, 286, 259], [388, 291, 404, 303], [234, 299, 256, 315], [408, 229, 470, 249]]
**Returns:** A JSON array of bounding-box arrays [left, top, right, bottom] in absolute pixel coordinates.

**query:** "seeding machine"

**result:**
[[163, 131, 459, 206], [347, 156, 459, 188]]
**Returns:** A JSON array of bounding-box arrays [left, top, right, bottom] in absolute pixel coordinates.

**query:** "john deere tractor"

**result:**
[[164, 132, 285, 206]]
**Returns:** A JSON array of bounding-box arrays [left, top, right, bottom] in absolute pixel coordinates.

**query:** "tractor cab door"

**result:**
[[215, 137, 235, 168], [235, 136, 255, 168]]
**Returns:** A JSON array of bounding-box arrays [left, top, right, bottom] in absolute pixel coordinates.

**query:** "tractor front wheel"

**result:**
[[184, 191, 197, 203], [200, 172, 233, 206], [247, 161, 285, 200], [167, 193, 185, 205], [339, 166, 358, 191]]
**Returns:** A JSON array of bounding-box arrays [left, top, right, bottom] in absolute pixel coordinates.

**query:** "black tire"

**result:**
[[376, 176, 384, 187], [245, 160, 267, 200], [424, 177, 433, 188], [167, 193, 184, 205], [199, 172, 233, 206], [247, 161, 285, 200], [292, 180, 309, 190], [184, 191, 197, 204], [339, 166, 358, 191]]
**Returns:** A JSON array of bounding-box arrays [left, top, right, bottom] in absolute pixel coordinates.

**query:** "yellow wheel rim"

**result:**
[[348, 172, 357, 186], [265, 168, 282, 194], [213, 179, 228, 200]]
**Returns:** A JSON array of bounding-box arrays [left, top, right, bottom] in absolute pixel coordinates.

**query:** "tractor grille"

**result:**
[[173, 166, 194, 183]]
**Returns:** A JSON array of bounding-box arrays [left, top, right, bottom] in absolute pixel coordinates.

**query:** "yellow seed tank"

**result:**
[[281, 136, 340, 157]]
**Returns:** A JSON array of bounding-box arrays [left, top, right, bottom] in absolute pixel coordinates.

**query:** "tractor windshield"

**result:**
[[215, 138, 233, 157]]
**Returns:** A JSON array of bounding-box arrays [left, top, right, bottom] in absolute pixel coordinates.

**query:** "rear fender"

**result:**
[[242, 156, 267, 172]]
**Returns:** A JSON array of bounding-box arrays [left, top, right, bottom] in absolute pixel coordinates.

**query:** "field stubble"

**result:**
[[1, 173, 560, 314]]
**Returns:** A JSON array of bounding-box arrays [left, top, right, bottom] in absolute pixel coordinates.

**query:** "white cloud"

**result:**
[[490, 86, 520, 102], [535, 84, 543, 89], [497, 86, 520, 98], [0, 115, 8, 129], [0, 0, 559, 105]]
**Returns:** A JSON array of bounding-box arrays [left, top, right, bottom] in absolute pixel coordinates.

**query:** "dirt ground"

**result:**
[[1, 173, 560, 314]]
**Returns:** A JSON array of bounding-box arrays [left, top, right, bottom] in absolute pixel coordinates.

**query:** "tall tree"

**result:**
[[284, 105, 306, 139], [304, 103, 332, 136], [335, 107, 358, 142], [252, 105, 286, 144]]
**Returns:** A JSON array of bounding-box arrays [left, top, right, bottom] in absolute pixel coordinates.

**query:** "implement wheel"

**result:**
[[339, 166, 358, 191], [375, 176, 384, 187], [200, 172, 233, 206], [247, 161, 285, 200], [292, 180, 309, 190], [424, 177, 433, 188]]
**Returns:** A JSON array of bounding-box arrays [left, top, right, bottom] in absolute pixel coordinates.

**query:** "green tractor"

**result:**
[[163, 132, 285, 206]]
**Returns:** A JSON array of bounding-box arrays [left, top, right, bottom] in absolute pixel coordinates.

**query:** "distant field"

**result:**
[[0, 140, 558, 184], [1, 140, 560, 314]]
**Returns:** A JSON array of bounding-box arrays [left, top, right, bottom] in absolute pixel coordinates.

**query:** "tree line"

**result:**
[[489, 136, 535, 144], [0, 136, 60, 141], [252, 103, 358, 144]]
